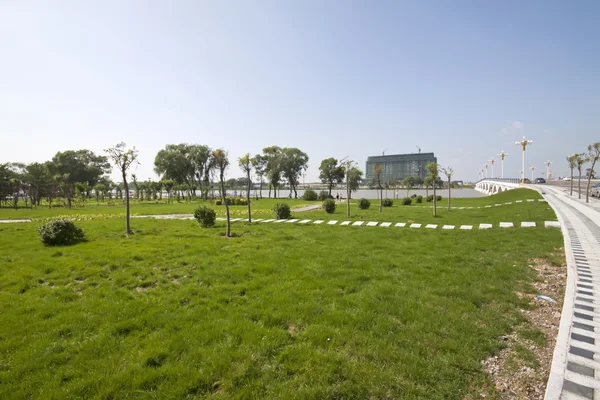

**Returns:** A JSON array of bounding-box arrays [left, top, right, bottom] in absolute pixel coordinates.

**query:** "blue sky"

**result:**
[[1, 0, 598, 182]]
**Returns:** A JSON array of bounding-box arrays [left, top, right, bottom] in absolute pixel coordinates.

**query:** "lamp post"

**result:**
[[489, 158, 495, 178], [544, 161, 551, 181], [515, 137, 533, 184], [531, 166, 535, 181], [497, 151, 508, 179], [484, 163, 488, 178]]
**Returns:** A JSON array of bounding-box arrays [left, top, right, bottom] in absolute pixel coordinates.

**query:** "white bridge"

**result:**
[[475, 179, 522, 195]]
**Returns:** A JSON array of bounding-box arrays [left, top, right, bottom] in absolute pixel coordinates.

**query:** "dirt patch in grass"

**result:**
[[481, 253, 566, 399]]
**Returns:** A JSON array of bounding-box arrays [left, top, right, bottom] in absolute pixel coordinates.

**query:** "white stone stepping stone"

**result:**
[[521, 222, 536, 227], [327, 220, 338, 225], [527, 199, 534, 202], [505, 202, 512, 205], [410, 223, 422, 228], [395, 223, 406, 227], [274, 219, 288, 223], [340, 221, 351, 226], [458, 207, 465, 209], [366, 221, 378, 227], [499, 222, 514, 228], [442, 225, 455, 230], [216, 217, 226, 221], [380, 222, 392, 227], [285, 219, 299, 223], [261, 219, 275, 223], [545, 221, 560, 228], [425, 224, 437, 229], [314, 220, 325, 224], [298, 219, 311, 224], [485, 205, 492, 208], [230, 218, 243, 222], [252, 219, 264, 222], [460, 225, 472, 230], [352, 221, 364, 226], [479, 224, 492, 229], [495, 204, 502, 207], [515, 200, 523, 203], [466, 207, 473, 209], [539, 199, 547, 202]]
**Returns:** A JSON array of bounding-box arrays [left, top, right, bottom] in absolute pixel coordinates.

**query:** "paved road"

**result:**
[[543, 186, 600, 399]]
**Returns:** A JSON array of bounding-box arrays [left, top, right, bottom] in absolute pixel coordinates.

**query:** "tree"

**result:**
[[424, 176, 432, 197], [403, 176, 415, 197], [347, 167, 363, 198], [319, 158, 345, 196], [566, 154, 577, 196], [161, 179, 174, 203], [213, 149, 231, 237], [575, 154, 587, 200], [105, 143, 139, 235], [24, 162, 53, 207], [281, 148, 309, 199], [374, 164, 383, 212], [251, 155, 267, 198], [50, 150, 111, 201], [238, 154, 253, 222], [441, 167, 454, 211], [426, 162, 439, 216], [263, 146, 283, 198], [388, 179, 398, 199], [585, 143, 600, 203]]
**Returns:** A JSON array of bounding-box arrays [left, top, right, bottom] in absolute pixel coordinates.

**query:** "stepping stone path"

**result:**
[[327, 220, 338, 225], [395, 223, 406, 227], [460, 225, 473, 230], [314, 220, 324, 224], [521, 222, 536, 227], [261, 219, 275, 223], [479, 223, 492, 229], [340, 221, 351, 226], [442, 225, 455, 230], [298, 219, 311, 224], [380, 222, 392, 227], [230, 218, 243, 222], [274, 219, 287, 223], [410, 223, 421, 228], [527, 199, 534, 202], [516, 200, 523, 203], [545, 221, 560, 228], [499, 222, 514, 228], [366, 222, 378, 227], [425, 224, 437, 229], [286, 219, 299, 223], [253, 219, 264, 222], [352, 221, 364, 226]]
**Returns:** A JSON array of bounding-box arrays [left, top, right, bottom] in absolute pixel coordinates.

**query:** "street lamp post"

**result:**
[[489, 158, 495, 178], [515, 137, 533, 184], [531, 166, 535, 181], [497, 151, 508, 179], [484, 163, 488, 178], [544, 161, 551, 181]]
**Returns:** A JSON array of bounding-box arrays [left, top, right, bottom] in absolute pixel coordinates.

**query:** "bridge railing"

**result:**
[[475, 178, 522, 184]]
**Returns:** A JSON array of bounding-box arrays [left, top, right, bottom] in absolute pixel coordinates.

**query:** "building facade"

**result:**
[[365, 152, 437, 183]]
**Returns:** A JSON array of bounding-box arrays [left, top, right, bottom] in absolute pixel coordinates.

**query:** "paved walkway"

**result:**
[[543, 186, 600, 399]]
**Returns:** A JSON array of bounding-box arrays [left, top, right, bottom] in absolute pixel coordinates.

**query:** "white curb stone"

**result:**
[[298, 220, 311, 224], [366, 221, 378, 227], [327, 220, 338, 225], [340, 221, 351, 226], [380, 222, 392, 227], [460, 225, 472, 230], [352, 221, 364, 226], [545, 221, 561, 228], [395, 223, 406, 227], [442, 225, 455, 230], [286, 219, 299, 223], [425, 224, 437, 229], [314, 220, 324, 224], [499, 222, 514, 228], [479, 223, 492, 229], [410, 223, 422, 228], [521, 222, 536, 227]]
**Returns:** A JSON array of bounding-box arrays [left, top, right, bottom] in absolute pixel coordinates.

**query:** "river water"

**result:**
[[225, 188, 484, 199]]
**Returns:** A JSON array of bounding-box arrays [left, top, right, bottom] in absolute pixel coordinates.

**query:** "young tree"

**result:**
[[585, 142, 600, 203], [424, 176, 432, 197], [105, 143, 139, 235], [441, 166, 454, 211], [403, 176, 415, 197], [319, 158, 345, 196], [426, 162, 439, 216], [340, 160, 362, 217], [251, 155, 267, 198], [263, 146, 283, 198], [238, 153, 253, 222], [566, 154, 577, 196], [374, 164, 384, 212], [575, 154, 587, 200], [281, 148, 309, 199], [213, 149, 231, 237]]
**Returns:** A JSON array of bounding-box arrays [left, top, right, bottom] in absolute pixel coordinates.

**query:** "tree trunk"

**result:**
[[123, 170, 131, 235], [433, 183, 437, 216], [259, 179, 263, 199], [570, 168, 573, 196], [328, 183, 332, 196], [246, 170, 251, 223], [379, 186, 382, 213], [221, 176, 231, 237], [448, 179, 451, 211], [586, 160, 597, 203], [346, 178, 351, 217], [268, 184, 271, 198], [578, 171, 582, 199]]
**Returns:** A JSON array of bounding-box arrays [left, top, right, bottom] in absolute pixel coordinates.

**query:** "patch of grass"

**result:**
[[0, 204, 562, 398]]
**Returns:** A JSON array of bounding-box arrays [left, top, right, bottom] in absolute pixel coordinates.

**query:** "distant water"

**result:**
[[224, 188, 484, 199]]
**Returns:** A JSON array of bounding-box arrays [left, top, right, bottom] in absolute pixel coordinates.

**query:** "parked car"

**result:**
[[523, 178, 531, 184], [534, 177, 546, 184], [591, 183, 600, 197]]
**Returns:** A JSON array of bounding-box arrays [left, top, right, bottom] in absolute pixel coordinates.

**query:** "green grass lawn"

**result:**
[[0, 203, 562, 398]]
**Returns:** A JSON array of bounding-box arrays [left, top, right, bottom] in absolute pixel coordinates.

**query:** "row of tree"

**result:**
[[566, 142, 600, 203]]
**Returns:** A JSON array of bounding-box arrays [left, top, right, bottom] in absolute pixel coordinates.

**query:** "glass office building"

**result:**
[[365, 152, 437, 183]]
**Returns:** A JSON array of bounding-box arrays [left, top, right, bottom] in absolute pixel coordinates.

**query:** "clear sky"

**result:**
[[1, 1, 598, 182]]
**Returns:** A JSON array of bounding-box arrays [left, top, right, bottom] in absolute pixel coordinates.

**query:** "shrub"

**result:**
[[426, 195, 434, 202], [410, 194, 417, 199], [358, 198, 371, 210], [194, 205, 216, 228], [273, 203, 291, 219], [37, 219, 85, 246], [215, 200, 222, 206], [402, 197, 412, 205], [416, 195, 423, 203], [436, 195, 442, 201], [323, 198, 336, 214], [318, 191, 333, 201], [302, 189, 318, 201], [382, 198, 393, 207]]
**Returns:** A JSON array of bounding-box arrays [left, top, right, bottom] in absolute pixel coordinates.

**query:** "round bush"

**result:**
[[426, 195, 434, 202], [436, 195, 442, 201], [302, 189, 318, 201], [37, 219, 85, 246], [194, 205, 216, 228], [410, 194, 417, 199], [273, 203, 291, 219], [416, 195, 423, 203], [323, 198, 336, 214], [402, 197, 412, 205], [382, 198, 393, 207], [318, 191, 333, 201], [358, 198, 371, 210]]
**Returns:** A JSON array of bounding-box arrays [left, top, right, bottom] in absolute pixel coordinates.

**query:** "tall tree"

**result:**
[[238, 154, 253, 222], [263, 146, 283, 198], [105, 143, 139, 235], [24, 162, 53, 207], [374, 164, 383, 212], [251, 155, 267, 198], [575, 154, 587, 200], [281, 148, 309, 199], [426, 162, 439, 216], [213, 149, 231, 237], [585, 143, 600, 203], [441, 167, 454, 211], [319, 158, 345, 196], [403, 176, 415, 197], [566, 155, 577, 196]]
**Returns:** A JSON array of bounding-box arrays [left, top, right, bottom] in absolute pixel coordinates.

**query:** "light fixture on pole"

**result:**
[[515, 137, 533, 184], [484, 163, 488, 178], [489, 158, 495, 178], [497, 151, 508, 179], [530, 166, 535, 181], [544, 161, 551, 181]]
